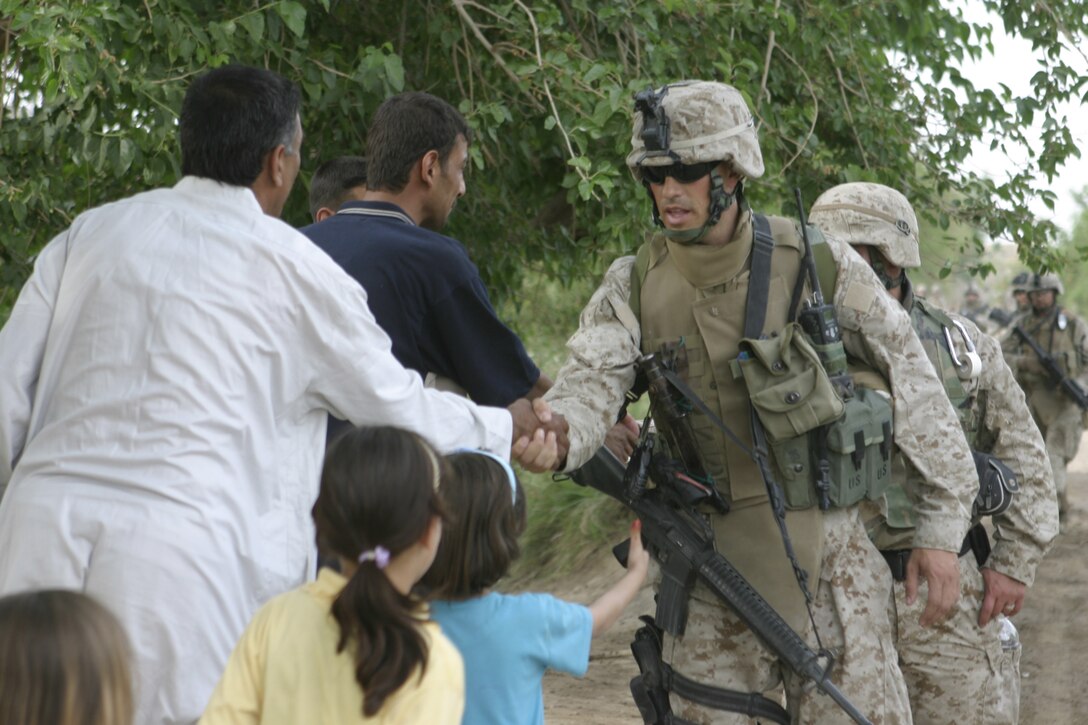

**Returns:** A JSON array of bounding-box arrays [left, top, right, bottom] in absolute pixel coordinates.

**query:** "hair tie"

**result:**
[[455, 449, 518, 505], [357, 546, 390, 569]]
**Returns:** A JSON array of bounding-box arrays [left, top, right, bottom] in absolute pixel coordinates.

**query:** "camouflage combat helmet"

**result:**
[[626, 81, 764, 244], [808, 183, 921, 269], [1011, 271, 1030, 292], [626, 81, 764, 180], [1029, 271, 1064, 296]]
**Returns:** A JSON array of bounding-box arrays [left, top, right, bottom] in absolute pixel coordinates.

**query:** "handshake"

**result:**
[[506, 399, 641, 473], [507, 398, 570, 472]]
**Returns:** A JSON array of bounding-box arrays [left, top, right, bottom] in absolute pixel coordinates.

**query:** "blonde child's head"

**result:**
[[0, 589, 134, 725]]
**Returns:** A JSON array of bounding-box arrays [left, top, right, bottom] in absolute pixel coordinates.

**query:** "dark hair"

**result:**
[[180, 64, 302, 186], [312, 426, 448, 717], [418, 452, 526, 599], [0, 590, 134, 725], [365, 92, 473, 193], [309, 155, 368, 218]]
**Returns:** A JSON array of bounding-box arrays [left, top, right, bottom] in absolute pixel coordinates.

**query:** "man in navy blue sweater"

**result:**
[[303, 91, 637, 455]]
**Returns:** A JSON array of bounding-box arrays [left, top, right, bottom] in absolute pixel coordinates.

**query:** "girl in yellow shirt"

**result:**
[[200, 426, 463, 724]]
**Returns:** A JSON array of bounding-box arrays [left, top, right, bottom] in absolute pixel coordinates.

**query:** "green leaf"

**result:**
[[383, 54, 405, 92], [276, 1, 307, 38], [568, 156, 592, 172], [117, 138, 136, 174], [238, 13, 265, 43], [584, 64, 608, 84]]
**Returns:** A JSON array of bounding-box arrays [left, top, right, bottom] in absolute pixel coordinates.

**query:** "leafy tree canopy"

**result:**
[[2, 0, 1087, 319]]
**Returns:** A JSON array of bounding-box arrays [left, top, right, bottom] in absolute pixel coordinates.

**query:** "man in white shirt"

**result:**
[[0, 65, 560, 724]]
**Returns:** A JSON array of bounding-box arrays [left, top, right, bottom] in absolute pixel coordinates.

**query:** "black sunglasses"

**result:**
[[641, 161, 718, 185]]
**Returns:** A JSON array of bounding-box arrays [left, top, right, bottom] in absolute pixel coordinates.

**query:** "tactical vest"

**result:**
[[636, 213, 805, 507], [631, 215, 890, 510], [911, 298, 985, 444], [880, 297, 987, 535], [631, 212, 898, 628], [632, 213, 829, 629]]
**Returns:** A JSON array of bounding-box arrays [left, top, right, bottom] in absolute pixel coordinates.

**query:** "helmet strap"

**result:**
[[870, 254, 905, 291]]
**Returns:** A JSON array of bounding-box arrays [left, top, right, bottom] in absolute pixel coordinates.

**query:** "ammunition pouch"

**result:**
[[972, 450, 1019, 518], [750, 387, 894, 510], [823, 388, 895, 508], [736, 322, 845, 441]]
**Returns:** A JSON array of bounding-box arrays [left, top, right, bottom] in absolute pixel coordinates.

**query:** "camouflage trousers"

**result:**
[[663, 507, 911, 724], [1028, 391, 1083, 513], [892, 553, 1020, 725]]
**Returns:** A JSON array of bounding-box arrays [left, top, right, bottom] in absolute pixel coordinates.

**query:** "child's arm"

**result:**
[[588, 519, 650, 637]]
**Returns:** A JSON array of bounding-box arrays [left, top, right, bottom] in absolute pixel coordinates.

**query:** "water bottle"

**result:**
[[999, 616, 1021, 652]]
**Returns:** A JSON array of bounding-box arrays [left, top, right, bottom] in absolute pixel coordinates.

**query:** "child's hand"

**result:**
[[627, 520, 650, 584], [589, 520, 652, 637]]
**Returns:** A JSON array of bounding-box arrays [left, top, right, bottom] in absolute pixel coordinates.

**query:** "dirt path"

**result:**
[[538, 438, 1088, 724]]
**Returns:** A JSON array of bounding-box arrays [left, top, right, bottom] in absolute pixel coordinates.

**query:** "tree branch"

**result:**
[[757, 0, 782, 112], [770, 43, 819, 175], [554, 0, 594, 57], [512, 0, 596, 196], [451, 0, 545, 113], [826, 46, 870, 169]]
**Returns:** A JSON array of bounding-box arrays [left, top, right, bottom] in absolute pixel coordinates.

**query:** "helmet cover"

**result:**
[[808, 182, 921, 269], [627, 81, 764, 181]]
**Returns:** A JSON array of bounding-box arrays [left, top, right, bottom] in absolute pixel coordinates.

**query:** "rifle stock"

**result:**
[[568, 445, 873, 725], [1012, 324, 1088, 410]]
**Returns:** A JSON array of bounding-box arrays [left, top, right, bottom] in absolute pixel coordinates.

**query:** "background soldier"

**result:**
[[544, 81, 978, 723], [1011, 271, 1031, 317], [1002, 273, 1088, 520], [960, 284, 991, 326], [810, 183, 1058, 725]]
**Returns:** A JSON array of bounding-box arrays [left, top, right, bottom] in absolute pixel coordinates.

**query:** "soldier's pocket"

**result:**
[[736, 322, 845, 440]]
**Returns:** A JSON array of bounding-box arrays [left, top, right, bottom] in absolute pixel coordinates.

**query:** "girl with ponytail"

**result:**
[[200, 426, 463, 724]]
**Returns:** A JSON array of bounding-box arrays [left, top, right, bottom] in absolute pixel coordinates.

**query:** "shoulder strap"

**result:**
[[628, 242, 654, 323], [915, 297, 954, 329], [743, 214, 775, 338]]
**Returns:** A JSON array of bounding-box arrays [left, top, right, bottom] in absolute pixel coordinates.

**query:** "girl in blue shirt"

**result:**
[[422, 450, 649, 725]]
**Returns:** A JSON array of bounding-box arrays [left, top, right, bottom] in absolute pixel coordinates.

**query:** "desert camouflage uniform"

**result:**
[[869, 297, 1057, 725], [1002, 303, 1088, 514], [546, 225, 977, 724], [808, 182, 1057, 725]]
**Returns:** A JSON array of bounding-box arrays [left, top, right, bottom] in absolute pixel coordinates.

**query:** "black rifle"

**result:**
[[568, 443, 872, 724], [794, 188, 853, 509], [1012, 324, 1088, 410], [640, 352, 728, 514]]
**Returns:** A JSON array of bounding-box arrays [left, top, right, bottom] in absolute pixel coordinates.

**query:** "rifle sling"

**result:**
[[630, 616, 790, 725], [665, 667, 790, 724]]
